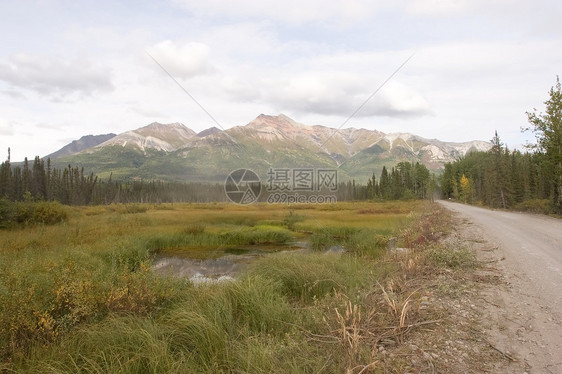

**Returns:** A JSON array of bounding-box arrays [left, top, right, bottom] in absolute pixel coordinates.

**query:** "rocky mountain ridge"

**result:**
[[48, 114, 492, 182]]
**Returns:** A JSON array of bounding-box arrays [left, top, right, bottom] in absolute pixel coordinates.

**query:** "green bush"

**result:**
[[20, 201, 68, 225], [0, 199, 16, 228], [0, 201, 67, 228], [513, 199, 551, 214]]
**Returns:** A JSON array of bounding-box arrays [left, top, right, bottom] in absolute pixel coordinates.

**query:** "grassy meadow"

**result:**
[[0, 200, 452, 373]]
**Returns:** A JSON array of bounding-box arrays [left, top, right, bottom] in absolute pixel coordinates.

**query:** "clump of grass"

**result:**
[[345, 229, 388, 257], [308, 226, 387, 256], [26, 316, 176, 374], [308, 226, 361, 251], [245, 252, 368, 301], [98, 238, 153, 271], [427, 245, 477, 269], [219, 227, 292, 246], [282, 210, 305, 231], [211, 215, 260, 226], [146, 227, 293, 253], [182, 223, 205, 235], [309, 230, 337, 251]]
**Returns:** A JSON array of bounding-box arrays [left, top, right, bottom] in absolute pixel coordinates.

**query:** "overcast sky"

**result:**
[[1, 0, 561, 161]]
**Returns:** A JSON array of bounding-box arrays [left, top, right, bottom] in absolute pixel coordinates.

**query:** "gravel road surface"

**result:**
[[439, 201, 562, 373]]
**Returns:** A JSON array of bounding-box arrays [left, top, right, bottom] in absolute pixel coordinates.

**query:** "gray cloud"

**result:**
[[225, 70, 432, 119], [0, 54, 113, 97], [1, 89, 27, 99]]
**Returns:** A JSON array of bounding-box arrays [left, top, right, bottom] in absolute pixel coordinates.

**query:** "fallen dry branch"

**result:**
[[484, 338, 517, 362]]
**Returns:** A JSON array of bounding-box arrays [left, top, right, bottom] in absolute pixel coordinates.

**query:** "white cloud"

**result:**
[[405, 0, 478, 17], [371, 81, 432, 117], [259, 70, 430, 118], [172, 0, 386, 25], [0, 54, 113, 97], [146, 40, 214, 80], [0, 119, 15, 136], [128, 106, 167, 119]]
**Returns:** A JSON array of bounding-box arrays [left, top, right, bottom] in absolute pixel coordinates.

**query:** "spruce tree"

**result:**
[[525, 76, 562, 214]]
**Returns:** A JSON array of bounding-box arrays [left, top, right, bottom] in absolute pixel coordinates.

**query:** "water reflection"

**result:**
[[152, 243, 308, 283]]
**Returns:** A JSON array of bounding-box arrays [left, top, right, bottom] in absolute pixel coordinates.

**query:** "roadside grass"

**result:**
[[427, 245, 477, 269], [0, 200, 458, 373]]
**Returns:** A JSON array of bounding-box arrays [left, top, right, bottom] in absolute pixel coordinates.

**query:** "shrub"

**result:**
[[513, 199, 551, 215], [0, 201, 67, 228], [0, 199, 16, 228], [19, 201, 68, 225]]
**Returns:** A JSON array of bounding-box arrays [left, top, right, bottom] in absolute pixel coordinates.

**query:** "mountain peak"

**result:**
[[197, 127, 222, 137], [45, 133, 116, 159], [94, 122, 197, 153], [246, 113, 308, 131]]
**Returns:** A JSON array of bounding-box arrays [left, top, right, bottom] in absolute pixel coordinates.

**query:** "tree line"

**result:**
[[0, 149, 435, 206], [336, 162, 435, 201], [0, 152, 226, 205], [440, 77, 562, 215]]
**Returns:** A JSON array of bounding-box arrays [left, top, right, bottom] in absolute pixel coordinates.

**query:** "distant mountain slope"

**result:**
[[49, 114, 492, 182], [45, 134, 116, 159], [94, 122, 197, 152]]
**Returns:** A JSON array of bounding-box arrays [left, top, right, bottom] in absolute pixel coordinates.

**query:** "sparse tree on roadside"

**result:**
[[524, 76, 562, 214]]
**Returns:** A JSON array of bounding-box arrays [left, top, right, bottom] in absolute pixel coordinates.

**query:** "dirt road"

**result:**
[[439, 201, 562, 373]]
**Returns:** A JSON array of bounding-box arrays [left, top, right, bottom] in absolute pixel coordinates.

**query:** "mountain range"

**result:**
[[47, 114, 492, 182]]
